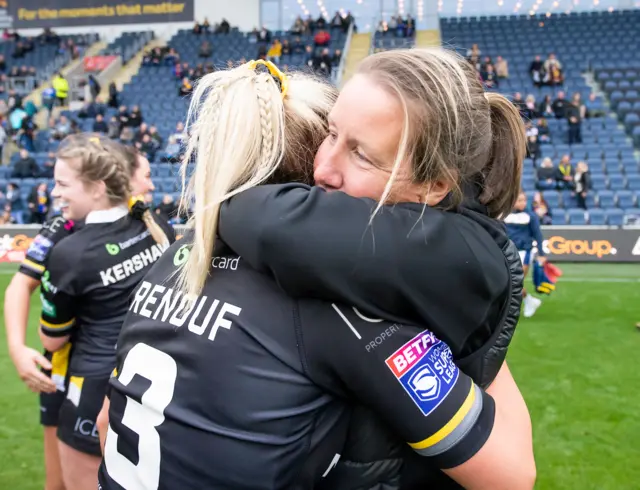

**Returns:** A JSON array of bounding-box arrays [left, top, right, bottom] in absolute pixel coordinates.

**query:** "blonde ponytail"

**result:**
[[175, 62, 336, 298], [176, 63, 287, 298], [128, 196, 170, 247]]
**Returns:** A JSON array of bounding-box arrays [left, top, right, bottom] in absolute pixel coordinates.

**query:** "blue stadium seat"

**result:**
[[616, 190, 636, 208], [551, 209, 567, 225], [567, 209, 588, 225], [605, 208, 625, 226], [588, 208, 606, 225], [598, 190, 615, 208]]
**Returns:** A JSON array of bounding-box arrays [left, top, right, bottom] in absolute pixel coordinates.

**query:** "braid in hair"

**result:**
[[255, 73, 275, 166]]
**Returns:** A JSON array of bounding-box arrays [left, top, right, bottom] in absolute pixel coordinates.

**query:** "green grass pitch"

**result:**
[[0, 262, 639, 489]]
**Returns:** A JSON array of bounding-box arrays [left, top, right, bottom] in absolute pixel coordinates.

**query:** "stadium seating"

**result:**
[[441, 11, 640, 225], [372, 32, 415, 52], [101, 31, 154, 64], [3, 33, 98, 94]]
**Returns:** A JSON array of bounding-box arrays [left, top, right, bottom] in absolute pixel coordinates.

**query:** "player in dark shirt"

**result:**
[[5, 143, 158, 490], [99, 60, 532, 490], [219, 51, 534, 488], [36, 134, 174, 490]]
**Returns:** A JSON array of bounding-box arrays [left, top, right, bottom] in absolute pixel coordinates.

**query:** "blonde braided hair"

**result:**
[[175, 62, 336, 298]]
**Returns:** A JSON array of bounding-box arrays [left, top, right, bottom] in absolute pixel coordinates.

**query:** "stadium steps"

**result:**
[[415, 30, 441, 48], [102, 38, 168, 99], [25, 40, 107, 110], [340, 33, 372, 86]]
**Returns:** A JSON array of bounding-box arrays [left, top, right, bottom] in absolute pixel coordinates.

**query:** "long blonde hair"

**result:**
[[176, 62, 337, 297], [356, 48, 526, 219]]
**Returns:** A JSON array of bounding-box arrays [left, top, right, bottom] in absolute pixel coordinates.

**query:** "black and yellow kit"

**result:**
[[40, 207, 175, 454]]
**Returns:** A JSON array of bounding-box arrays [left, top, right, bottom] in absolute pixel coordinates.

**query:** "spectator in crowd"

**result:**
[[155, 194, 179, 222], [179, 77, 193, 97], [149, 125, 164, 149], [87, 74, 101, 102], [482, 64, 499, 89], [556, 155, 575, 190], [39, 27, 59, 45], [199, 40, 213, 59], [52, 72, 69, 106], [525, 121, 540, 162], [117, 105, 129, 128], [93, 113, 108, 134], [171, 121, 185, 142], [538, 95, 554, 118], [512, 92, 527, 115], [137, 133, 157, 161], [529, 55, 545, 87], [330, 12, 344, 30], [201, 18, 211, 33], [585, 93, 605, 118], [135, 122, 150, 142], [27, 182, 50, 224], [258, 26, 271, 44], [467, 43, 481, 59], [268, 39, 282, 64], [523, 94, 537, 120], [314, 28, 331, 47], [108, 82, 119, 108], [572, 92, 586, 120], [51, 115, 72, 140], [494, 55, 509, 78], [128, 105, 144, 127], [163, 135, 183, 163], [566, 95, 582, 144], [544, 53, 563, 86], [107, 116, 121, 139], [12, 149, 39, 178], [19, 113, 37, 152], [120, 126, 135, 144], [537, 118, 551, 144], [574, 161, 591, 209], [0, 122, 5, 164], [317, 48, 333, 77], [217, 19, 231, 34], [281, 39, 291, 57], [41, 152, 55, 178], [536, 158, 557, 190], [291, 16, 305, 34], [12, 41, 26, 59], [552, 91, 568, 119], [0, 207, 14, 224], [532, 191, 553, 225], [0, 55, 6, 72], [332, 49, 342, 65], [4, 183, 24, 224], [164, 48, 179, 66]]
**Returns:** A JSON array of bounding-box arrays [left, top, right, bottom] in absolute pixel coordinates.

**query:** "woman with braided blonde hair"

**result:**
[[99, 57, 532, 490], [35, 133, 175, 490]]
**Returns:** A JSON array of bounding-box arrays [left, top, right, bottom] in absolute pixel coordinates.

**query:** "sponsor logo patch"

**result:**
[[385, 330, 459, 417], [40, 293, 57, 317], [26, 235, 53, 262]]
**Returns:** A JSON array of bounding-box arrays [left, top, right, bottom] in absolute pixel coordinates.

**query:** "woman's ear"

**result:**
[[422, 181, 450, 206], [90, 180, 107, 202]]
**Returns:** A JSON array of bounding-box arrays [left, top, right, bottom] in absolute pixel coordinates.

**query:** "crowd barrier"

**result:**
[[0, 225, 639, 264]]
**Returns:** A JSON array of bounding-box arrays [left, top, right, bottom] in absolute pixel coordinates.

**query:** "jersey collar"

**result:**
[[85, 205, 129, 224]]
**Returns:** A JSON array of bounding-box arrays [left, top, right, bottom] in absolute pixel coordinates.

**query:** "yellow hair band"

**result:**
[[128, 195, 144, 210], [243, 59, 289, 99]]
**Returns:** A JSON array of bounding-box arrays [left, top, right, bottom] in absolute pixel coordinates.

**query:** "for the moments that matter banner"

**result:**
[[10, 0, 194, 28]]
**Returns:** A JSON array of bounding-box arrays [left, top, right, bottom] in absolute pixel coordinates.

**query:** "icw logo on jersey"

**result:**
[[105, 244, 120, 255], [385, 330, 459, 416], [100, 244, 168, 286]]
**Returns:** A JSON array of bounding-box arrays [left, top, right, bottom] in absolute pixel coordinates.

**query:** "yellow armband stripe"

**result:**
[[40, 317, 75, 330], [409, 383, 476, 450], [22, 259, 45, 272]]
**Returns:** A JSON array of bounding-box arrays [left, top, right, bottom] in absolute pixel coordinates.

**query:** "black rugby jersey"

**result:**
[[98, 238, 494, 490], [19, 216, 77, 281], [40, 207, 175, 378]]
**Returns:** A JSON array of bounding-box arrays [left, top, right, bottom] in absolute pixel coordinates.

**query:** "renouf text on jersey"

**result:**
[[100, 244, 168, 286], [130, 281, 242, 341]]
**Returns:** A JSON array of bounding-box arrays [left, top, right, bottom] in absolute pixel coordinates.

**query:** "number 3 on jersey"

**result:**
[[104, 343, 177, 490]]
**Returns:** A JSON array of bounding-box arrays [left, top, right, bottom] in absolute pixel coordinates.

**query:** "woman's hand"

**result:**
[[9, 345, 57, 393]]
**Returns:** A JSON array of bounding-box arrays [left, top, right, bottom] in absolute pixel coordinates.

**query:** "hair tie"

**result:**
[[243, 59, 289, 99]]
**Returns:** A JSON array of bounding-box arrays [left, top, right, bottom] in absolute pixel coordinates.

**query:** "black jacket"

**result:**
[[220, 184, 524, 489]]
